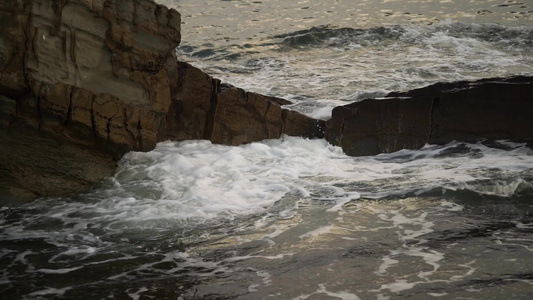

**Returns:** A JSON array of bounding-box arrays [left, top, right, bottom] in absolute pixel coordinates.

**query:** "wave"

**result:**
[[271, 22, 533, 51], [273, 25, 407, 49], [176, 21, 533, 120], [178, 21, 533, 59]]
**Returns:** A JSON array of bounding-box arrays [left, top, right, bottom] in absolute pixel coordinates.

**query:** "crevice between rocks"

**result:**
[[70, 30, 77, 64], [36, 83, 44, 131], [51, 0, 67, 36], [203, 78, 219, 140], [123, 109, 136, 147], [21, 0, 35, 92], [64, 86, 74, 125], [280, 109, 288, 136], [105, 118, 111, 141]]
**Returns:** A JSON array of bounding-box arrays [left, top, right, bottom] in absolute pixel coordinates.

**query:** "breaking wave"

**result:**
[[178, 21, 533, 119], [273, 22, 533, 50]]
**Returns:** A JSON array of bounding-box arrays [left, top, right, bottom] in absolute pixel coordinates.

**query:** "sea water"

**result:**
[[1, 1, 533, 299]]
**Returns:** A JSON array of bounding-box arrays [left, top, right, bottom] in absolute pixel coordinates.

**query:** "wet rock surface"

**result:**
[[399, 76, 533, 145], [168, 62, 324, 146], [325, 76, 533, 156], [0, 0, 182, 202], [325, 96, 434, 157]]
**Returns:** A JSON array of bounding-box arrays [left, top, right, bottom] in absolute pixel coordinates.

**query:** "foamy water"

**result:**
[[179, 21, 533, 119], [168, 0, 533, 118], [2, 138, 533, 298]]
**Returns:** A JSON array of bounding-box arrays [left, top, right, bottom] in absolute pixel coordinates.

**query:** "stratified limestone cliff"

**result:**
[[0, 0, 323, 202], [325, 76, 533, 156], [1, 0, 182, 150], [2, 0, 529, 202], [0, 0, 182, 201]]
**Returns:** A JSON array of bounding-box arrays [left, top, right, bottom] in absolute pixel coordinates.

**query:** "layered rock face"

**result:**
[[0, 0, 323, 202], [167, 62, 324, 145], [325, 76, 533, 156], [0, 0, 182, 201]]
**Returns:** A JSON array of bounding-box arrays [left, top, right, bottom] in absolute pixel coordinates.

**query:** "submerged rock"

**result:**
[[325, 76, 533, 156]]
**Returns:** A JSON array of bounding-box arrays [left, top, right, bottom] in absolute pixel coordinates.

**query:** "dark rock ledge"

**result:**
[[0, 0, 531, 203], [325, 76, 533, 156]]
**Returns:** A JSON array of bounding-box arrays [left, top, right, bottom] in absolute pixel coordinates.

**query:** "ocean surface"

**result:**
[[1, 1, 533, 299]]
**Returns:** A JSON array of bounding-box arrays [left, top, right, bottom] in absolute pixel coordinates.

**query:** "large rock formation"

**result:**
[[1, 0, 530, 202], [0, 0, 323, 202], [0, 0, 183, 202], [167, 62, 324, 145], [325, 76, 533, 156], [1, 0, 182, 151]]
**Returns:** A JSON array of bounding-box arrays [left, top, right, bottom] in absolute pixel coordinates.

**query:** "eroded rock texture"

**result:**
[[1, 0, 182, 151], [0, 0, 182, 201], [325, 76, 533, 156], [167, 62, 324, 146]]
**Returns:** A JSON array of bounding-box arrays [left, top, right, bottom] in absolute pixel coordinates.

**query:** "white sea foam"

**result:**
[[1, 139, 532, 299], [428, 292, 448, 297], [127, 287, 149, 300], [28, 287, 71, 297], [379, 280, 417, 293], [298, 225, 336, 240], [224, 253, 295, 262], [106, 137, 351, 222], [294, 283, 361, 300], [247, 269, 272, 292], [181, 21, 533, 118], [35, 267, 83, 274], [3, 139, 529, 240], [450, 260, 477, 281]]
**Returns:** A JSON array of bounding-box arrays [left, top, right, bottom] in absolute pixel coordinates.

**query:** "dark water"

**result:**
[[2, 0, 533, 299], [2, 140, 533, 299]]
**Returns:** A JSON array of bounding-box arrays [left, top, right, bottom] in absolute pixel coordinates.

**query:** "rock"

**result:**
[[325, 96, 433, 156], [169, 62, 325, 146], [325, 76, 533, 156], [0, 0, 182, 154], [0, 0, 181, 202], [211, 86, 286, 145], [211, 85, 325, 145], [0, 95, 117, 203], [282, 108, 325, 140], [165, 61, 217, 141], [391, 76, 533, 145], [0, 0, 28, 97]]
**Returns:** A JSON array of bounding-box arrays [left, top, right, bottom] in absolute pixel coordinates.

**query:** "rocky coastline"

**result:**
[[0, 0, 531, 202]]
